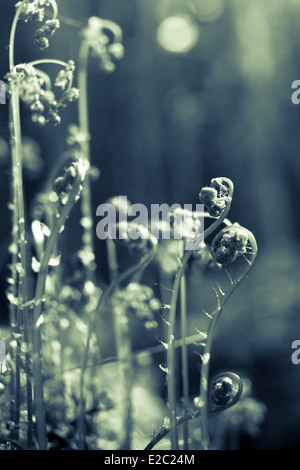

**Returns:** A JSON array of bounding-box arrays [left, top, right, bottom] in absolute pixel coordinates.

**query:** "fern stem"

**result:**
[[9, 60, 31, 447], [78, 39, 97, 285], [199, 228, 257, 449], [32, 172, 84, 450], [179, 241, 189, 450]]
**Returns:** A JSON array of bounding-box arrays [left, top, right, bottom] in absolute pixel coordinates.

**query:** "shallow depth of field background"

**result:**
[[1, 0, 300, 450]]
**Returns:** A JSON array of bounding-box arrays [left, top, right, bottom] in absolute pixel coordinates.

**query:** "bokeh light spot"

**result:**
[[157, 15, 200, 54]]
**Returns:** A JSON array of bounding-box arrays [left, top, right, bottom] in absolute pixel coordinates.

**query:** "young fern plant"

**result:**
[[164, 177, 257, 451], [75, 16, 124, 285], [71, 18, 126, 448], [6, 0, 80, 449], [194, 225, 257, 450], [166, 177, 234, 450]]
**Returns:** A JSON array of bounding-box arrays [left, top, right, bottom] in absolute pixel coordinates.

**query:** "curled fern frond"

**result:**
[[81, 16, 124, 73], [207, 371, 243, 413], [144, 371, 243, 451], [210, 225, 249, 266]]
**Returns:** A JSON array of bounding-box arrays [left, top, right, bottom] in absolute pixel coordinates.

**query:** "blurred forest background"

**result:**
[[1, 0, 300, 450]]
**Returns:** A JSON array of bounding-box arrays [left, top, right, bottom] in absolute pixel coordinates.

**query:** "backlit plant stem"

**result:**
[[8, 2, 32, 444], [78, 39, 96, 285], [8, 0, 76, 449], [78, 236, 158, 449], [32, 171, 85, 450], [8, 97, 21, 443], [179, 240, 189, 450]]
